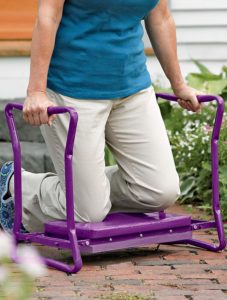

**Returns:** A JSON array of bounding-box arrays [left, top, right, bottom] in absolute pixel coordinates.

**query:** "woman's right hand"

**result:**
[[23, 91, 57, 126]]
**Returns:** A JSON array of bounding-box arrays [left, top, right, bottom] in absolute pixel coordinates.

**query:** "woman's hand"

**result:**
[[23, 91, 57, 126], [173, 83, 205, 113]]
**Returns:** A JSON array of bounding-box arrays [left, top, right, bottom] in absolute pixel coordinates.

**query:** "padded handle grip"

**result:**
[[156, 93, 224, 105], [5, 102, 77, 118]]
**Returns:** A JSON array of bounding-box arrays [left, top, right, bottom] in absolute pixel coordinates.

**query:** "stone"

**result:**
[[0, 142, 55, 173]]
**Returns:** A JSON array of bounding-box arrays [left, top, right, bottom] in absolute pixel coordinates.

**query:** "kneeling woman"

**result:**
[[0, 0, 202, 233]]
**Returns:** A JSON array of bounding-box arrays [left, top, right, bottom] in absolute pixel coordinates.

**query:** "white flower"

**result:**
[[183, 110, 188, 116], [0, 232, 14, 259], [188, 111, 194, 115], [17, 245, 47, 278], [194, 120, 200, 128], [202, 136, 210, 143]]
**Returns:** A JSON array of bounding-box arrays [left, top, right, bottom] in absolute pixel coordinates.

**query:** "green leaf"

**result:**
[[159, 101, 172, 118], [201, 161, 211, 171], [198, 204, 212, 211], [180, 176, 196, 196], [222, 65, 227, 77], [192, 59, 212, 74], [191, 73, 222, 80], [207, 79, 227, 95], [186, 74, 206, 91], [153, 84, 173, 94], [179, 191, 196, 204], [220, 165, 227, 175], [105, 146, 116, 166]]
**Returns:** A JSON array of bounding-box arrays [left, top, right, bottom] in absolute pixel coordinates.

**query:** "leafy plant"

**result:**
[[187, 60, 227, 100]]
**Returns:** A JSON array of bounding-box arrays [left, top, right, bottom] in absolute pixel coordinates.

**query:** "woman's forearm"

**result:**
[[27, 20, 57, 95], [145, 4, 184, 91], [27, 4, 63, 96]]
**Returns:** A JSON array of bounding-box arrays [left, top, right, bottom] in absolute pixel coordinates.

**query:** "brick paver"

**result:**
[[31, 205, 227, 300]]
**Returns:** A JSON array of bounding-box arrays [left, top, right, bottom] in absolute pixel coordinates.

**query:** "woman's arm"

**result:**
[[144, 0, 202, 112], [23, 0, 65, 126]]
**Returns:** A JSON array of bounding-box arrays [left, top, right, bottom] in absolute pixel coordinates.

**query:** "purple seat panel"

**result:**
[[44, 212, 191, 239]]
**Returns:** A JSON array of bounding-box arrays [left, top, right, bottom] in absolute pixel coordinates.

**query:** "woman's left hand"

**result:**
[[173, 83, 205, 113]]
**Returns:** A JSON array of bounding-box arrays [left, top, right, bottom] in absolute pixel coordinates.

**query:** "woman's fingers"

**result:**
[[23, 111, 29, 124], [177, 99, 192, 111], [24, 110, 51, 126], [33, 111, 42, 126], [23, 92, 57, 126], [27, 113, 36, 126], [39, 108, 49, 124], [173, 83, 205, 113], [177, 93, 203, 112], [48, 114, 56, 126]]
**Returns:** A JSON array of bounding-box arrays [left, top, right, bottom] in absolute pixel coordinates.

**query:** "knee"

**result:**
[[155, 180, 181, 210], [83, 210, 109, 223], [75, 201, 111, 223], [137, 174, 181, 211]]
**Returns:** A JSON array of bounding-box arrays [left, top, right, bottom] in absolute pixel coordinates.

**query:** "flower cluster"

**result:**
[[0, 231, 46, 300]]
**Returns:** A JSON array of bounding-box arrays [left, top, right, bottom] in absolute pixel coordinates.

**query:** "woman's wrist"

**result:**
[[27, 78, 47, 97], [171, 80, 186, 94], [27, 89, 47, 97], [167, 67, 185, 93]]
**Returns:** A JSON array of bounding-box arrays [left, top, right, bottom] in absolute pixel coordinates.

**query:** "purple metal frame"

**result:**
[[156, 93, 226, 251], [4, 93, 226, 273]]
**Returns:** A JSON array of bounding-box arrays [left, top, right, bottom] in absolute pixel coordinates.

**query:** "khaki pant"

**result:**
[[10, 85, 181, 232]]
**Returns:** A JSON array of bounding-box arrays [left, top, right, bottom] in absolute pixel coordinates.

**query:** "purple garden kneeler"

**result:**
[[4, 93, 226, 273]]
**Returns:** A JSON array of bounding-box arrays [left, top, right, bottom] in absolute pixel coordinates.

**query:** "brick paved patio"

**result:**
[[31, 205, 227, 300]]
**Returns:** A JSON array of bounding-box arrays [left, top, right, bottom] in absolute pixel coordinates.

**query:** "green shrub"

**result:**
[[165, 103, 227, 217]]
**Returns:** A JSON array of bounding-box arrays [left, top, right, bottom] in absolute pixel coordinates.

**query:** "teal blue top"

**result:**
[[47, 0, 159, 99]]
